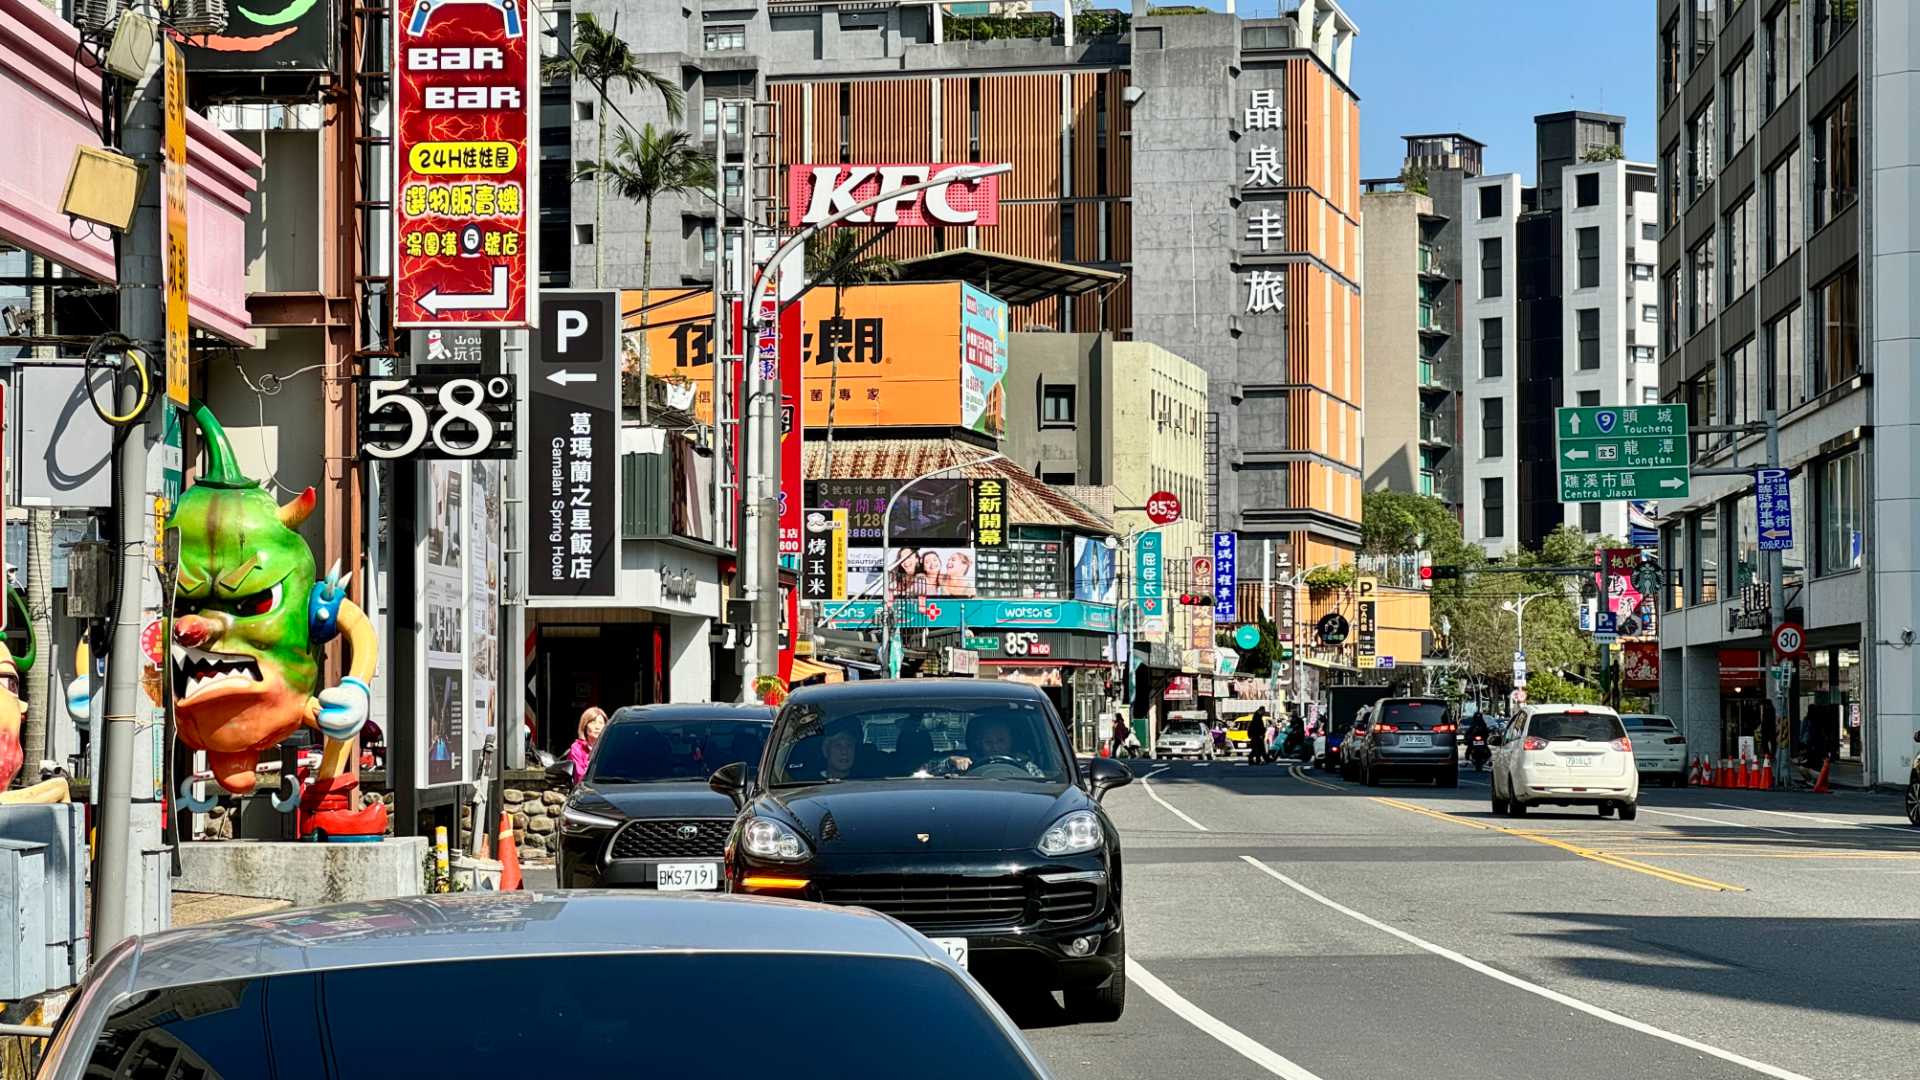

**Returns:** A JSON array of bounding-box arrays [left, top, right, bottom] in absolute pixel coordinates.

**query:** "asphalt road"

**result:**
[[1013, 756, 1920, 1080]]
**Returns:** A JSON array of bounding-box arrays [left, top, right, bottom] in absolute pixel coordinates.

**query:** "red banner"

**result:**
[[1622, 640, 1660, 689], [787, 164, 1003, 227], [392, 0, 537, 327]]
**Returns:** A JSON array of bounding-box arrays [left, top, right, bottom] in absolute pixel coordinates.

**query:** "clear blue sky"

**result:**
[[1148, 0, 1657, 183]]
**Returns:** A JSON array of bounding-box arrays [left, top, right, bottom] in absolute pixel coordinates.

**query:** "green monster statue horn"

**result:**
[[192, 403, 257, 490]]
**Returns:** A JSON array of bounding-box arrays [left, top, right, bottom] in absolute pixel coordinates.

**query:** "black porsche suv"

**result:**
[[713, 679, 1134, 1022]]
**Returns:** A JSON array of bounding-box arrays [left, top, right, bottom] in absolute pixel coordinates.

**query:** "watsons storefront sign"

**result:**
[[817, 599, 1116, 633]]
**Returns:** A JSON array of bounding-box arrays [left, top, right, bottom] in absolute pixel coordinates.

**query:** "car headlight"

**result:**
[[742, 817, 811, 862], [1038, 810, 1103, 857], [559, 803, 623, 835]]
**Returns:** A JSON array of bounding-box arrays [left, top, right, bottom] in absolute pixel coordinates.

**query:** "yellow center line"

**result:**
[[1367, 796, 1747, 893], [1598, 848, 1920, 860]]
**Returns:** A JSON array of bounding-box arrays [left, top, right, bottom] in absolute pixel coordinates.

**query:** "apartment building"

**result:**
[[1653, 0, 1912, 787]]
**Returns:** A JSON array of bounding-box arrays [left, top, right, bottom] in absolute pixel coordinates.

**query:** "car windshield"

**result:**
[[587, 718, 769, 784], [1377, 701, 1448, 729], [770, 697, 1070, 785], [1622, 715, 1677, 732], [1527, 712, 1626, 742], [1165, 722, 1205, 737], [76, 954, 1039, 1079]]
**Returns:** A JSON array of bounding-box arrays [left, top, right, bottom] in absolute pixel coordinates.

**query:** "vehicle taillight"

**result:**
[[1373, 723, 1399, 733], [1432, 723, 1457, 733], [1522, 736, 1549, 751], [1610, 737, 1633, 752]]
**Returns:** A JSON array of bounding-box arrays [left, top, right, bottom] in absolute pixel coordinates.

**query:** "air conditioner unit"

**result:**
[[170, 0, 228, 37], [72, 0, 125, 33]]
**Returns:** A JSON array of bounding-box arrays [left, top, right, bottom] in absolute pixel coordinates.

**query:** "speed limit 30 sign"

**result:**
[[1772, 622, 1806, 658]]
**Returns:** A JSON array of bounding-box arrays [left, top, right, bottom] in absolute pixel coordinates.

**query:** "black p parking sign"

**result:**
[[530, 291, 619, 599]]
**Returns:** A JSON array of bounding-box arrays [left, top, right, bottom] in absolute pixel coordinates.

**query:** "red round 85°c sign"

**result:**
[[1146, 492, 1182, 525]]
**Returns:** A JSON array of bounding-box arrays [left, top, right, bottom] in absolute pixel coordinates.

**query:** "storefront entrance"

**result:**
[[530, 622, 668, 757]]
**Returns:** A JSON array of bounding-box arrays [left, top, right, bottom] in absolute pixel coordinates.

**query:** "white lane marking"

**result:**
[[1139, 770, 1210, 831], [1239, 856, 1815, 1080], [1640, 808, 1797, 835], [1126, 957, 1326, 1080], [1710, 804, 1913, 833]]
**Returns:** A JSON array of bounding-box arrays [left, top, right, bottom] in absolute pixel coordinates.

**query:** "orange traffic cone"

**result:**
[[498, 810, 524, 891], [1701, 757, 1714, 787], [1688, 756, 1703, 786], [1734, 757, 1749, 789], [1757, 757, 1773, 791], [1720, 758, 1735, 788], [1811, 758, 1832, 794]]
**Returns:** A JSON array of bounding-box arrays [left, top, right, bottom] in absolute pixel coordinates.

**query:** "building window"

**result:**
[[1688, 239, 1716, 336], [1812, 264, 1860, 391], [1040, 471, 1075, 486], [1689, 368, 1720, 457], [1581, 502, 1602, 534], [1765, 148, 1801, 269], [1690, 0, 1717, 65], [1042, 385, 1077, 426], [1767, 305, 1805, 413], [1481, 317, 1503, 377], [1818, 450, 1864, 574], [1633, 345, 1656, 363], [1576, 172, 1600, 208], [1662, 142, 1682, 223], [1642, 221, 1659, 241], [1812, 91, 1859, 228], [1642, 303, 1659, 323], [1723, 194, 1755, 299], [574, 99, 594, 122], [1479, 185, 1501, 219], [1482, 478, 1504, 539], [1663, 268, 1682, 354], [1663, 522, 1688, 610], [1723, 48, 1754, 158], [1577, 308, 1600, 371], [1576, 227, 1599, 289], [1480, 238, 1502, 298], [1723, 338, 1760, 427], [1812, 0, 1856, 58], [1764, 1, 1801, 114], [1631, 262, 1654, 282], [700, 222, 715, 263], [1662, 16, 1682, 103], [1643, 385, 1661, 404], [703, 25, 746, 51], [1692, 508, 1719, 605], [1481, 398, 1503, 458], [573, 223, 594, 246], [1687, 100, 1716, 201]]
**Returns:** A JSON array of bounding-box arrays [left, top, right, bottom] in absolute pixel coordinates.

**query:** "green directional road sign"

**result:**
[[1555, 403, 1691, 502]]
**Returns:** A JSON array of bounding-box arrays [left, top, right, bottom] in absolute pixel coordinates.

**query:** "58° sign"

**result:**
[[358, 372, 519, 459]]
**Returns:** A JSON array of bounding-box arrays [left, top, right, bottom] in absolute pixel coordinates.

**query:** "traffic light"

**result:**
[[1177, 593, 1210, 606], [1421, 565, 1461, 583]]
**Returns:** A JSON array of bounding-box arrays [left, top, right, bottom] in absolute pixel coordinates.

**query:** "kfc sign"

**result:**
[[788, 163, 1004, 227]]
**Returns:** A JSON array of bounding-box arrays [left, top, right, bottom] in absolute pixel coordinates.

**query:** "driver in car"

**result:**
[[820, 716, 864, 781], [934, 716, 1044, 777]]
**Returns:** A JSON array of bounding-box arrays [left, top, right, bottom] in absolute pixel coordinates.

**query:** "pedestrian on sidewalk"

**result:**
[[1110, 713, 1132, 759], [568, 706, 607, 783], [1247, 708, 1269, 765]]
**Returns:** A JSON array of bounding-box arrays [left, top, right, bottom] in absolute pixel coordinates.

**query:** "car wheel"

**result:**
[[1437, 768, 1458, 789], [1617, 802, 1639, 822], [1063, 935, 1127, 1023], [1506, 795, 1527, 817], [1363, 761, 1380, 786], [1491, 787, 1508, 815], [1907, 779, 1920, 827]]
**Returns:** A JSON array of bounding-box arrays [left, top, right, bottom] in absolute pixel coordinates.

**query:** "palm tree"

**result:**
[[543, 13, 684, 288], [804, 230, 900, 477], [577, 124, 715, 421]]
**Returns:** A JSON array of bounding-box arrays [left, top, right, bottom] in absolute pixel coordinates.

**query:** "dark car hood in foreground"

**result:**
[[574, 780, 741, 820], [764, 779, 1083, 855]]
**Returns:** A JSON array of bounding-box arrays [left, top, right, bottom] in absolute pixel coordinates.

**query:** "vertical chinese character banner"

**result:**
[[1240, 82, 1289, 329], [960, 284, 1009, 437], [801, 509, 848, 601], [161, 40, 191, 407], [1213, 532, 1237, 621], [972, 477, 1007, 548], [775, 298, 805, 564], [1356, 576, 1378, 668], [393, 0, 538, 326], [1136, 531, 1163, 627], [531, 292, 619, 599]]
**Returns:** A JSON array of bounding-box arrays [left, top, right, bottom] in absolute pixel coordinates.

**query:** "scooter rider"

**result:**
[[1464, 711, 1492, 768]]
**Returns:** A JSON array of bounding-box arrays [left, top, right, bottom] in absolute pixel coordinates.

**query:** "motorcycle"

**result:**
[[1280, 725, 1312, 762], [1467, 734, 1490, 771]]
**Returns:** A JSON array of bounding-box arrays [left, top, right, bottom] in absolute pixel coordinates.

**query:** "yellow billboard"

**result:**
[[625, 281, 1008, 434]]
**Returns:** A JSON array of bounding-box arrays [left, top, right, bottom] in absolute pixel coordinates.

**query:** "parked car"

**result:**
[[1907, 731, 1920, 827], [1346, 697, 1458, 787], [37, 893, 1054, 1079], [1156, 719, 1214, 760], [1620, 713, 1690, 786], [1490, 704, 1639, 819], [715, 678, 1133, 1022], [1338, 710, 1375, 782], [552, 703, 772, 889]]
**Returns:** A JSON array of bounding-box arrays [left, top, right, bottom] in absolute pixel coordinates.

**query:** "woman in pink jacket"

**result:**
[[567, 707, 608, 783]]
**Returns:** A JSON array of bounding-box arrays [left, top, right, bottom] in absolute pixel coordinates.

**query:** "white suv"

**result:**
[[1491, 704, 1639, 819]]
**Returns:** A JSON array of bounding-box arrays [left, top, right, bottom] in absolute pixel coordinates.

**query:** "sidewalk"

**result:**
[[170, 891, 292, 927]]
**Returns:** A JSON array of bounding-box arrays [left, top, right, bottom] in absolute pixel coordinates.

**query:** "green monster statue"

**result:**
[[170, 405, 382, 836]]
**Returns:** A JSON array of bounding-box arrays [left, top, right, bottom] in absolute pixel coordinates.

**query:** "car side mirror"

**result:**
[[544, 760, 575, 788], [709, 761, 748, 809], [1488, 734, 1503, 747], [1086, 756, 1133, 802]]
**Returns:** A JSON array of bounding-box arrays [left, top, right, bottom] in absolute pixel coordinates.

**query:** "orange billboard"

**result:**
[[625, 281, 1008, 434]]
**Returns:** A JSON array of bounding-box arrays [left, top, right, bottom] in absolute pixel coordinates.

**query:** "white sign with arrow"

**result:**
[[417, 266, 510, 315]]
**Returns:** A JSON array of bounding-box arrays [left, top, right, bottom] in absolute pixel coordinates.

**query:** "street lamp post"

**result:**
[[733, 163, 1015, 689], [1501, 591, 1554, 699]]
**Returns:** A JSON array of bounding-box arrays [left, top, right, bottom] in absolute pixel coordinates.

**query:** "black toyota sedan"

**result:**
[[713, 679, 1134, 1022], [553, 703, 772, 890]]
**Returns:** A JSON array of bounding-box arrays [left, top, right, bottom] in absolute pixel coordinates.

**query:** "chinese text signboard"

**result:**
[[813, 480, 893, 545], [960, 284, 1009, 436], [162, 40, 190, 408], [801, 509, 848, 602], [766, 298, 805, 560], [1356, 576, 1378, 668], [530, 292, 617, 599], [1555, 405, 1691, 502], [1240, 85, 1289, 316], [392, 0, 538, 327], [1212, 532, 1237, 621], [973, 478, 1007, 548], [1755, 467, 1793, 551], [1136, 531, 1163, 621]]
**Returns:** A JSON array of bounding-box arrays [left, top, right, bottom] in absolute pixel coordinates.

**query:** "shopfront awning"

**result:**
[[789, 658, 845, 685], [894, 248, 1125, 308]]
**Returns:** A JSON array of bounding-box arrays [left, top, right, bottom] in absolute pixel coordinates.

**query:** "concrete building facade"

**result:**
[[1652, 0, 1913, 788], [1359, 187, 1457, 508]]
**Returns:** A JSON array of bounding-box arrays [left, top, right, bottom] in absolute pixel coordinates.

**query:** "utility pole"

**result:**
[[96, 19, 163, 958]]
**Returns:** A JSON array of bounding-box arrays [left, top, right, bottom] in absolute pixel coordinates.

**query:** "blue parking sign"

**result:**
[[1755, 468, 1793, 551]]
